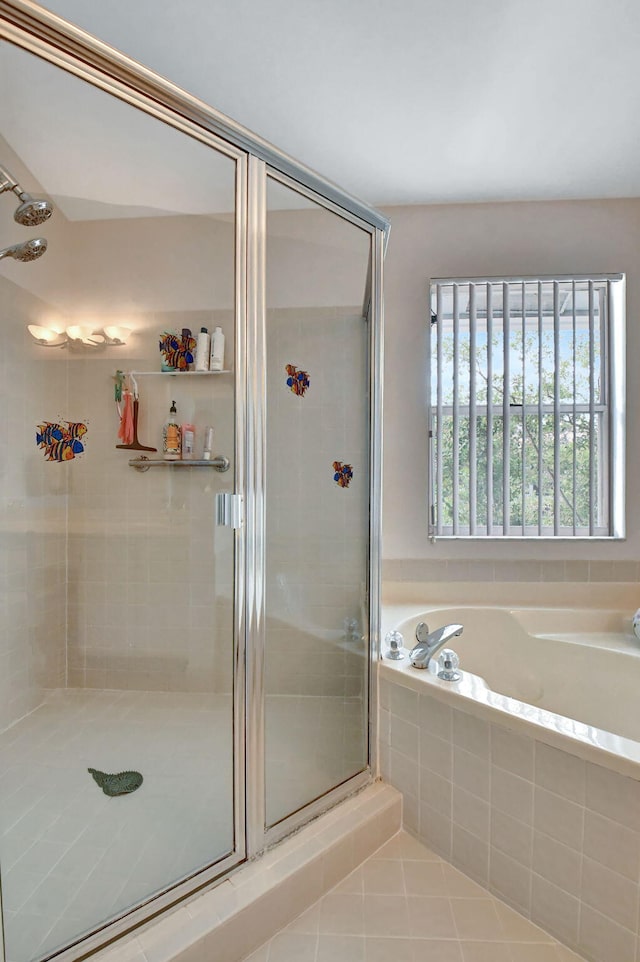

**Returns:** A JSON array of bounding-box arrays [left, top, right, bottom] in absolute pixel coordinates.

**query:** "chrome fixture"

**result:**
[[130, 455, 230, 473], [344, 618, 362, 644], [410, 621, 464, 670], [0, 237, 47, 261], [437, 648, 462, 682], [384, 630, 405, 660], [215, 492, 244, 527], [0, 164, 53, 226]]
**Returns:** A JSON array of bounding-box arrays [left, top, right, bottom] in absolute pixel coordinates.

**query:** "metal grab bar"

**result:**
[[128, 455, 230, 473]]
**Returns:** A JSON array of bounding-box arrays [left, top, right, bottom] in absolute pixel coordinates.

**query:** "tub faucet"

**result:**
[[410, 622, 464, 670]]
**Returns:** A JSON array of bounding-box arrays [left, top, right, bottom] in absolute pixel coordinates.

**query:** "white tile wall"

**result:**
[[66, 315, 235, 694], [380, 674, 640, 962], [0, 278, 68, 730], [382, 559, 640, 584], [265, 308, 369, 700]]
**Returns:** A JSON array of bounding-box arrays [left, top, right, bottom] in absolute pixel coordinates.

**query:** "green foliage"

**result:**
[[432, 325, 603, 533]]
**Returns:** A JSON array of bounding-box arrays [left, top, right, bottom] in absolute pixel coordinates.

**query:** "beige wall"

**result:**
[[65, 316, 235, 694], [1, 160, 375, 706], [381, 198, 640, 584], [0, 279, 68, 728], [265, 308, 368, 698]]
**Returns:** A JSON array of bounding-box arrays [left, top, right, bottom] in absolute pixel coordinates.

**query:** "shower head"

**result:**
[[14, 196, 53, 227], [0, 237, 48, 262], [0, 165, 53, 226]]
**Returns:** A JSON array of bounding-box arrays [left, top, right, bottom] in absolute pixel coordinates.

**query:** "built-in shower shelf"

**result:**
[[127, 370, 231, 376], [129, 455, 230, 472]]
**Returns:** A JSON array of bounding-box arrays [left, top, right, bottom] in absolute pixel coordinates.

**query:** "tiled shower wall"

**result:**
[[265, 307, 368, 698], [65, 315, 235, 694], [379, 673, 640, 962], [2, 202, 371, 702], [0, 278, 67, 729]]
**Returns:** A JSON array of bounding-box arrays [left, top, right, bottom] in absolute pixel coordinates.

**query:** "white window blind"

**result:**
[[428, 275, 625, 539]]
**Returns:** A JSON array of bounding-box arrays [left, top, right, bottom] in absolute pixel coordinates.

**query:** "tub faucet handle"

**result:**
[[437, 648, 462, 682], [385, 631, 405, 660]]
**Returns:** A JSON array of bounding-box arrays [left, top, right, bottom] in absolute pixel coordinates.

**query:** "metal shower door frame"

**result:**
[[0, 7, 250, 960], [244, 162, 385, 856], [0, 0, 388, 957]]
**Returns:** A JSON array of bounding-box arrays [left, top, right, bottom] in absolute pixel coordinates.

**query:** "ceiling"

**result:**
[[14, 0, 640, 208]]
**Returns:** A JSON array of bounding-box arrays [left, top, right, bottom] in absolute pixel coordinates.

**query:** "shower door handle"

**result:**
[[216, 492, 243, 528]]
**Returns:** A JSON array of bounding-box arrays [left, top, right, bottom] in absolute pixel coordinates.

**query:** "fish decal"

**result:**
[[159, 331, 196, 371], [333, 461, 353, 488], [36, 421, 87, 462], [285, 364, 310, 397]]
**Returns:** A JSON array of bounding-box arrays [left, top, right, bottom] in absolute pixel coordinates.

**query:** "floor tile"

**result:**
[[450, 898, 504, 940], [267, 931, 317, 962], [242, 832, 586, 962], [1, 688, 364, 962], [317, 934, 365, 962], [361, 858, 405, 894]]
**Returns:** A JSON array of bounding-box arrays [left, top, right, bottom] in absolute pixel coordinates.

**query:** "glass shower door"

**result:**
[[0, 41, 243, 962], [263, 173, 373, 828]]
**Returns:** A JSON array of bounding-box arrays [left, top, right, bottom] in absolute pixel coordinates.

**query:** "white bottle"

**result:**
[[210, 326, 225, 371], [202, 425, 214, 460], [163, 400, 181, 460], [195, 327, 210, 372]]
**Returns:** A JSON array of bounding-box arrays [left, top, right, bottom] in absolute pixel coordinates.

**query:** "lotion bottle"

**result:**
[[163, 400, 181, 460], [182, 423, 195, 460], [195, 327, 210, 372], [210, 326, 225, 371], [202, 426, 214, 460]]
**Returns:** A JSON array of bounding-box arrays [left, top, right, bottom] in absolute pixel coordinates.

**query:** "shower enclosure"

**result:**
[[0, 3, 386, 962]]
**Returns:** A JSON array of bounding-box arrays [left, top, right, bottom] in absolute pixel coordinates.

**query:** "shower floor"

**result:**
[[0, 688, 364, 962]]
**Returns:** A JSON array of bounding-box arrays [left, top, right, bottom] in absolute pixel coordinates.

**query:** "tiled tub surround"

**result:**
[[379, 657, 640, 962]]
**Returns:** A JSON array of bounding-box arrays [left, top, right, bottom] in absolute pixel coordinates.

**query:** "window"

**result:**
[[428, 275, 625, 539]]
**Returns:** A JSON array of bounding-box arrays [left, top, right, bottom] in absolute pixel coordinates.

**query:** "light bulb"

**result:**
[[66, 325, 96, 343], [28, 324, 61, 343], [103, 326, 131, 344]]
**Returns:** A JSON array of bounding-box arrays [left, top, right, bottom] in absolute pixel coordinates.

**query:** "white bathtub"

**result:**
[[381, 604, 640, 775]]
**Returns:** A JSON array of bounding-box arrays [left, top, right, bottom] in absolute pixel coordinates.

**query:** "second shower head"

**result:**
[[0, 164, 53, 226], [0, 237, 48, 262]]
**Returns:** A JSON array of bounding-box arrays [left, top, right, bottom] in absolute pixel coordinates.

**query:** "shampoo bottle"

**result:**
[[163, 400, 181, 460], [210, 326, 225, 371], [195, 327, 210, 372]]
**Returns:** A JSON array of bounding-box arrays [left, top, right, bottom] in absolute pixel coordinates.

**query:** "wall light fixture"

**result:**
[[27, 324, 132, 348]]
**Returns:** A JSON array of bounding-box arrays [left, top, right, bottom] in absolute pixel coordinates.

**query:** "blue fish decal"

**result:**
[[36, 420, 87, 462], [333, 461, 353, 488]]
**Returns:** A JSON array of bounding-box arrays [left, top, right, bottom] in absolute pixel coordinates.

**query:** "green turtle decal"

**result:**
[[88, 768, 143, 796]]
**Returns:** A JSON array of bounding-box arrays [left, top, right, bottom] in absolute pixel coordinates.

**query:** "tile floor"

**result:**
[[243, 831, 587, 962], [0, 689, 234, 962], [0, 688, 365, 962]]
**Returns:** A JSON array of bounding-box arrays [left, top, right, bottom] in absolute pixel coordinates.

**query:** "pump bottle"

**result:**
[[163, 400, 181, 460]]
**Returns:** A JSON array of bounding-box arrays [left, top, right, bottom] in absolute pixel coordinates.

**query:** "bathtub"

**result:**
[[379, 604, 640, 960], [381, 604, 640, 775]]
